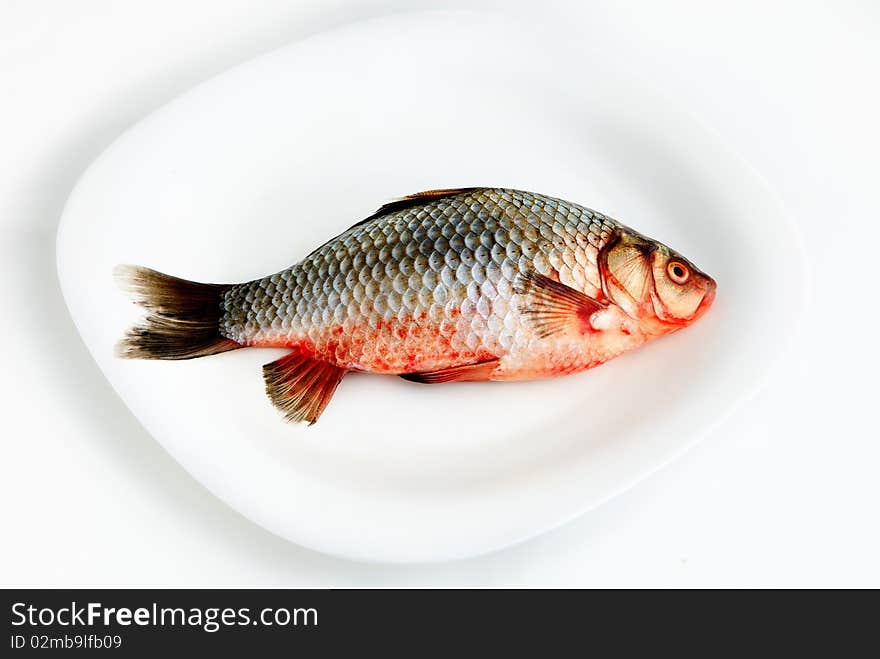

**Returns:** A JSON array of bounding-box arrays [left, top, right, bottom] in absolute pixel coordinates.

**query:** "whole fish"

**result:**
[[117, 188, 716, 424]]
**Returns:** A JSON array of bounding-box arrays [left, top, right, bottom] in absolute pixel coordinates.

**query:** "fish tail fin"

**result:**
[[114, 265, 241, 360]]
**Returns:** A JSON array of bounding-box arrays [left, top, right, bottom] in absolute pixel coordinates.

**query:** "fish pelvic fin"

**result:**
[[262, 350, 347, 425], [399, 358, 500, 384], [114, 265, 241, 360], [514, 270, 606, 338]]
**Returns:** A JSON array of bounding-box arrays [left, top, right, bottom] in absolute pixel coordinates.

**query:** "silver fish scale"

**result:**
[[219, 188, 619, 373]]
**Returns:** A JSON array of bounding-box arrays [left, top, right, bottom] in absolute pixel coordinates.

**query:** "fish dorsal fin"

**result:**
[[399, 358, 500, 384], [353, 187, 481, 229], [514, 271, 606, 338], [262, 349, 347, 425], [304, 188, 482, 261]]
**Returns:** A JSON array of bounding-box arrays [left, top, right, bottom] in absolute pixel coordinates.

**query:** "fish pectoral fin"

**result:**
[[262, 350, 346, 425], [399, 358, 500, 384], [514, 270, 606, 338]]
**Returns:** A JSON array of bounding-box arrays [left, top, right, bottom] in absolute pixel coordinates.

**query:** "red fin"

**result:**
[[400, 358, 500, 384], [262, 350, 347, 425], [514, 270, 606, 338]]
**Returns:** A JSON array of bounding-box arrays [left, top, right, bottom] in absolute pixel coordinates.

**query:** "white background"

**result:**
[[1, 0, 877, 586]]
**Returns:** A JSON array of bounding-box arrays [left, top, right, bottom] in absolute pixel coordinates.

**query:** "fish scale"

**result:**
[[219, 188, 617, 374]]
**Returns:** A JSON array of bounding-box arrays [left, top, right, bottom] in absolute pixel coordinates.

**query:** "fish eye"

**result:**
[[667, 261, 690, 284]]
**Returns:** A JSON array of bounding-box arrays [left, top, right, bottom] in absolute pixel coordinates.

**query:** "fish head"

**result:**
[[599, 229, 716, 335]]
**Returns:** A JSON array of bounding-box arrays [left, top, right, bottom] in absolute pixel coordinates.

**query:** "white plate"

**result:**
[[56, 10, 806, 562]]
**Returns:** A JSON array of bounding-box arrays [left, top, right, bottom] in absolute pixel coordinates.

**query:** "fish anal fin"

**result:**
[[514, 270, 606, 338], [262, 350, 347, 425], [400, 358, 500, 384]]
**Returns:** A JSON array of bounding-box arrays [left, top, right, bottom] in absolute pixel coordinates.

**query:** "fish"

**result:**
[[116, 187, 716, 424]]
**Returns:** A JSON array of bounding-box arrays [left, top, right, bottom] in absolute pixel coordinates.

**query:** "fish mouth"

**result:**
[[676, 278, 716, 325], [648, 276, 716, 330], [695, 280, 717, 318]]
